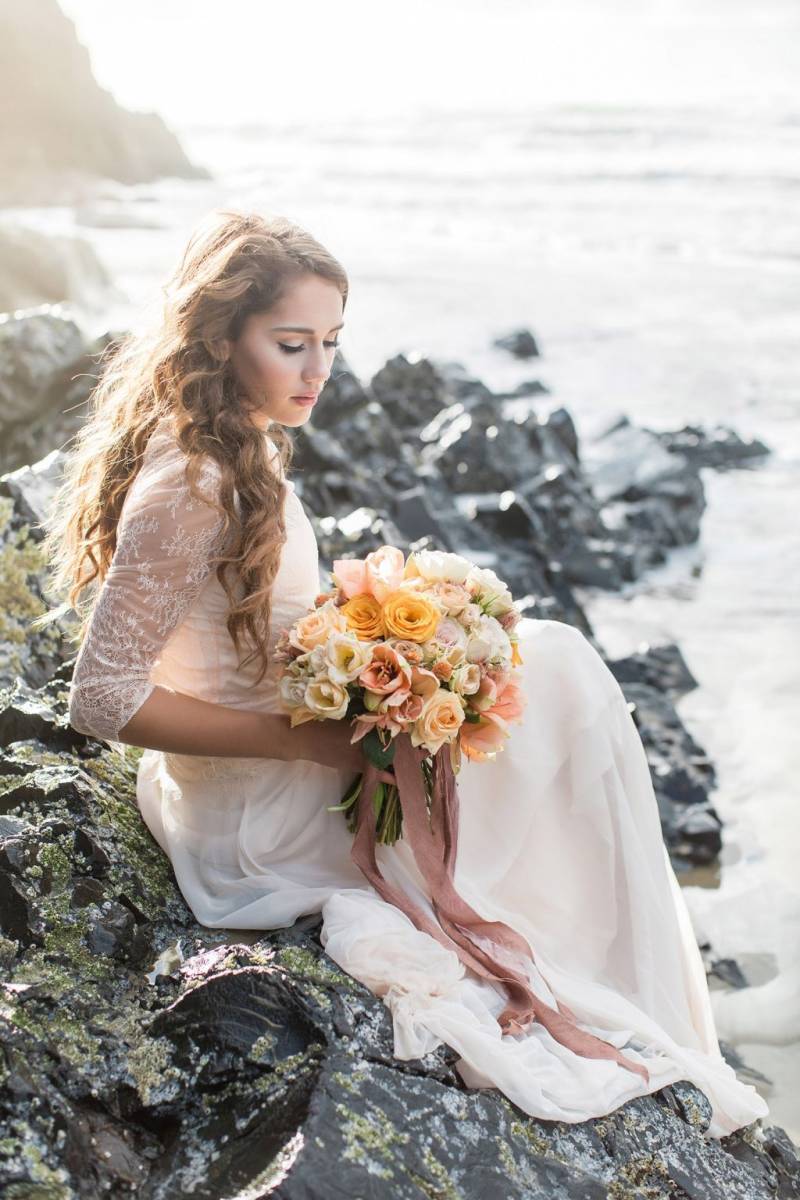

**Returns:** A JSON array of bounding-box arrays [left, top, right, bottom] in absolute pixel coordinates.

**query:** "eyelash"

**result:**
[[278, 339, 341, 354]]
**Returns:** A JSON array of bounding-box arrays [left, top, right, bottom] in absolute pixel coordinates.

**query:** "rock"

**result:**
[[649, 423, 772, 470], [493, 326, 541, 358], [0, 223, 112, 313], [607, 642, 700, 699], [0, 680, 793, 1195], [619, 679, 722, 868], [0, 309, 86, 430], [582, 414, 708, 555], [0, 310, 121, 474], [0, 0, 208, 205], [0, 341, 789, 1193], [0, 459, 79, 690]]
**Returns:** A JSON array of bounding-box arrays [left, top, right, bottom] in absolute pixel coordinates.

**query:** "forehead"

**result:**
[[266, 274, 344, 329]]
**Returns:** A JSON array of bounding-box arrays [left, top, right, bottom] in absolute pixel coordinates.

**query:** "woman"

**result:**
[[39, 209, 769, 1138]]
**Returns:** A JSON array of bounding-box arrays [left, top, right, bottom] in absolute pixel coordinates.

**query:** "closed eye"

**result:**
[[279, 340, 341, 354]]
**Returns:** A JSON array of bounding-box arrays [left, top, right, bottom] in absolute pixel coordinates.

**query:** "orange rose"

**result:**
[[341, 593, 385, 640], [381, 589, 441, 643]]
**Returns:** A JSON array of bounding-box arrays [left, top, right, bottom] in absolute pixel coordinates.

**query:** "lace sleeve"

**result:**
[[68, 433, 230, 743]]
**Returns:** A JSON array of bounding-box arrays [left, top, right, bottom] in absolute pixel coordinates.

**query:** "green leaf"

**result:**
[[463, 710, 482, 723], [362, 728, 396, 770]]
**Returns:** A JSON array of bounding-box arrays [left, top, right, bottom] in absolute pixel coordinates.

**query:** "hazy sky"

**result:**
[[59, 0, 800, 128]]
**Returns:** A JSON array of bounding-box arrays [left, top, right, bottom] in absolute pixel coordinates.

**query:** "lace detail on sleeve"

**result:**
[[68, 433, 230, 744]]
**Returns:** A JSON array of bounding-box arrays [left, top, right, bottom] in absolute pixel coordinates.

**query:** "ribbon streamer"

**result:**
[[351, 731, 650, 1084]]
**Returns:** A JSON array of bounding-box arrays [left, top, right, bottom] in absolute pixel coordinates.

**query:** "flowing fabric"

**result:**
[[68, 421, 770, 1139]]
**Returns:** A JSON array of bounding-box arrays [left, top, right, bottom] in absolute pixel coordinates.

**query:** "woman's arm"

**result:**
[[68, 431, 376, 778], [118, 684, 365, 775]]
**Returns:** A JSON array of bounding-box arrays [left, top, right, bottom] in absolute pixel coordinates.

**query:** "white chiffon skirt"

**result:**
[[136, 617, 770, 1139]]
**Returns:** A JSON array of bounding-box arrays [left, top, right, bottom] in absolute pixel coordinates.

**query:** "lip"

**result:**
[[291, 394, 318, 405]]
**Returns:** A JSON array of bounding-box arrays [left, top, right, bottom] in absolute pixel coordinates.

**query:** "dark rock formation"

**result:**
[[0, 690, 795, 1196], [648, 423, 772, 470], [0, 0, 208, 205], [493, 326, 542, 358], [0, 342, 792, 1195], [0, 309, 118, 475]]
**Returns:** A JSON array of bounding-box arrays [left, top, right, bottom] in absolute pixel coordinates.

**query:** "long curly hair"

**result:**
[[34, 209, 349, 685]]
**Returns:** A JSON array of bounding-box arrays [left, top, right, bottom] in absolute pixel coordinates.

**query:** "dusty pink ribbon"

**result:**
[[351, 731, 650, 1084]]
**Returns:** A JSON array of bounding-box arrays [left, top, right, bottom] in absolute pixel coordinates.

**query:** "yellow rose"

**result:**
[[289, 600, 347, 652], [411, 690, 465, 755], [381, 589, 441, 643], [341, 593, 385, 640]]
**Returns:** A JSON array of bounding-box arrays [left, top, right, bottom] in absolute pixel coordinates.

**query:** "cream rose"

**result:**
[[411, 690, 465, 754], [450, 662, 482, 697], [279, 673, 310, 710], [304, 677, 350, 720]]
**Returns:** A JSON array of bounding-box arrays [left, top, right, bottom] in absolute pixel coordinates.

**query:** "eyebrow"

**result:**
[[270, 323, 345, 334]]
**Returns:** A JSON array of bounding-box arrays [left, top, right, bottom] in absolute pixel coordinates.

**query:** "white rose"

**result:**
[[466, 565, 514, 617], [465, 614, 512, 664], [324, 631, 376, 684], [411, 550, 473, 585]]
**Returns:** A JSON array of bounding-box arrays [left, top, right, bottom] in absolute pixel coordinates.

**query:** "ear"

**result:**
[[209, 337, 233, 363]]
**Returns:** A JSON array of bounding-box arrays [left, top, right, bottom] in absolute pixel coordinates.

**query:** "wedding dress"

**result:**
[[67, 417, 769, 1138]]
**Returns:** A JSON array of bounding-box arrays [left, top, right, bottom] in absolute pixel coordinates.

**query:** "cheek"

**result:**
[[236, 341, 292, 386]]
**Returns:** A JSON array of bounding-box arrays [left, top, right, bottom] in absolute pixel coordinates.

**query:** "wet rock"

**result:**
[[650, 423, 772, 470], [493, 326, 541, 358], [607, 642, 700, 699], [583, 414, 707, 548], [619, 679, 722, 868]]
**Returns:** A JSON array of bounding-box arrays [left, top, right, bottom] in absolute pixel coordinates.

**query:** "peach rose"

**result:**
[[289, 600, 348, 652], [485, 677, 527, 724], [365, 545, 406, 603], [331, 557, 369, 599], [411, 690, 465, 755], [460, 711, 510, 761], [382, 589, 441, 643], [409, 665, 440, 703], [429, 581, 472, 615], [341, 593, 385, 640]]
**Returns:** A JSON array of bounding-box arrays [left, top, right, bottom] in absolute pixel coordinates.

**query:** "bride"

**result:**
[[40, 209, 769, 1139]]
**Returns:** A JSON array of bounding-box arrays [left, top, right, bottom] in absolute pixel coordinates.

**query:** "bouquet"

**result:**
[[274, 545, 527, 845]]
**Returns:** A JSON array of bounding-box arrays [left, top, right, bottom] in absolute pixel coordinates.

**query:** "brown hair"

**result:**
[[34, 209, 349, 684]]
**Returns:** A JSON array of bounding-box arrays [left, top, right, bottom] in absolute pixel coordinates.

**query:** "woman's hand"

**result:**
[[288, 716, 397, 786]]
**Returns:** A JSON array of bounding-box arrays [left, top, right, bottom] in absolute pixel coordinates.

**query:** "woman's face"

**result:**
[[226, 273, 344, 429]]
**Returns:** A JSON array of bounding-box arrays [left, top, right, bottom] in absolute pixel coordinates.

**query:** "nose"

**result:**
[[301, 345, 329, 388]]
